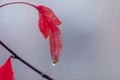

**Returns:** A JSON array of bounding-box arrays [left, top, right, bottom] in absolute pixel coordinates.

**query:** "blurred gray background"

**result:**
[[0, 0, 120, 80]]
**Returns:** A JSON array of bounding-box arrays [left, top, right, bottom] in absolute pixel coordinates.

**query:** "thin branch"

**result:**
[[0, 2, 37, 9], [0, 40, 54, 80]]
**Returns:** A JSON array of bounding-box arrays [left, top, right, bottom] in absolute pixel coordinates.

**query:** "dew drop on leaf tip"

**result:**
[[52, 59, 58, 66], [52, 63, 56, 66]]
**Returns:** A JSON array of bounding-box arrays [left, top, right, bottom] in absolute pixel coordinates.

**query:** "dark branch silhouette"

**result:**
[[0, 40, 54, 80]]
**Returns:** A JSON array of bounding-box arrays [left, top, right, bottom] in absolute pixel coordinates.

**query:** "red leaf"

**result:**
[[0, 57, 15, 80], [36, 5, 62, 39], [49, 25, 63, 64], [36, 5, 63, 64], [38, 13, 51, 39], [37, 6, 61, 25]]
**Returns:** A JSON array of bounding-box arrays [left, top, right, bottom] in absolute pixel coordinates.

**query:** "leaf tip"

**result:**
[[52, 57, 59, 65]]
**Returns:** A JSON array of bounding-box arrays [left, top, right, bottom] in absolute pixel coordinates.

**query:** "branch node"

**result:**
[[11, 55, 17, 59]]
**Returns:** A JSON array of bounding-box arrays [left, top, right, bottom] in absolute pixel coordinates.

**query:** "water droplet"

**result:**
[[52, 63, 56, 66]]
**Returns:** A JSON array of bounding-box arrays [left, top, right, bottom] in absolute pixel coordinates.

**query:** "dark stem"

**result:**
[[0, 40, 54, 80], [0, 2, 37, 9]]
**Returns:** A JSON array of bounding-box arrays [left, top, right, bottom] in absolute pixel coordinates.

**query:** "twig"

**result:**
[[0, 2, 37, 9], [0, 40, 54, 80]]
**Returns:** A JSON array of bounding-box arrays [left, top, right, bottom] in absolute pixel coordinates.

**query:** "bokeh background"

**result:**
[[0, 0, 120, 80]]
